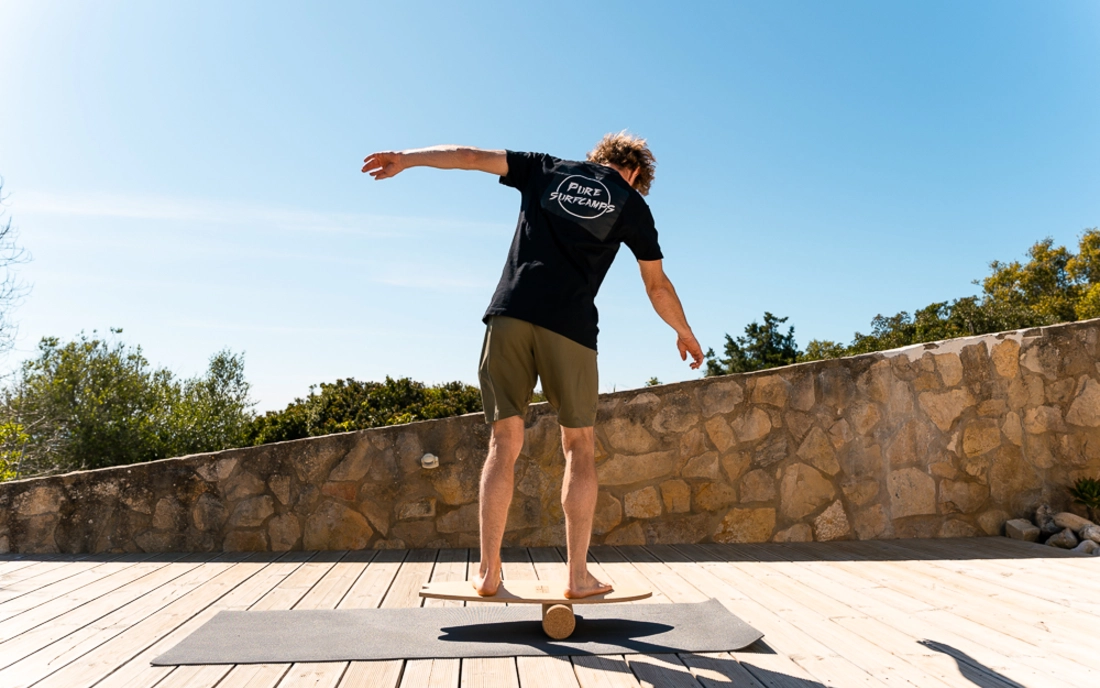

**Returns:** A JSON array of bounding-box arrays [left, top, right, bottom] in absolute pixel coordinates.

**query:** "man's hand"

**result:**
[[678, 333, 705, 370], [362, 151, 406, 180]]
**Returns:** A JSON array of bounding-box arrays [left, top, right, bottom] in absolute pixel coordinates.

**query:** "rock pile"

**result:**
[[1004, 504, 1100, 555]]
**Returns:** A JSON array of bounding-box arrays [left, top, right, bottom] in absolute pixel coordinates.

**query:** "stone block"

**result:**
[[596, 451, 677, 486], [938, 480, 989, 514], [14, 485, 62, 517], [437, 503, 479, 534], [752, 376, 790, 408], [152, 497, 185, 531], [1045, 528, 1077, 549], [938, 520, 979, 538], [223, 472, 266, 502], [268, 475, 292, 506], [699, 379, 743, 417], [1053, 512, 1095, 532], [694, 482, 737, 512], [720, 451, 751, 484], [593, 492, 622, 534], [327, 441, 374, 481], [191, 493, 228, 532], [887, 468, 936, 519], [935, 353, 963, 387], [1023, 406, 1066, 435], [659, 480, 691, 514], [1073, 540, 1099, 555], [651, 392, 698, 434], [962, 419, 1001, 458], [842, 479, 880, 507], [813, 500, 851, 541], [990, 339, 1020, 378], [228, 496, 275, 529], [730, 408, 771, 444], [773, 524, 813, 543], [789, 373, 816, 412], [780, 463, 836, 520], [322, 481, 358, 502], [624, 487, 662, 519], [397, 498, 436, 521], [1080, 524, 1100, 544], [849, 403, 882, 435], [1066, 378, 1100, 427], [682, 452, 720, 480], [1005, 518, 1039, 542], [603, 417, 659, 453], [854, 504, 888, 539], [713, 508, 775, 544], [740, 469, 776, 503], [303, 501, 373, 550], [918, 389, 973, 432], [704, 416, 736, 453], [268, 513, 301, 551], [797, 427, 840, 476], [223, 530, 268, 552], [977, 509, 1010, 536], [604, 522, 646, 546]]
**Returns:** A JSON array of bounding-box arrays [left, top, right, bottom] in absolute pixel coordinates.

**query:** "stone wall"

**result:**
[[3, 319, 1099, 554]]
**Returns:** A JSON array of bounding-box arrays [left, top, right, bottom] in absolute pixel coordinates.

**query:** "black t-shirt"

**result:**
[[483, 151, 663, 351]]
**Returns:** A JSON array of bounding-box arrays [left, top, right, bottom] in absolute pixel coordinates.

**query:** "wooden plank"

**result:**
[[274, 661, 348, 688], [762, 542, 1090, 688], [0, 555, 110, 603], [337, 659, 404, 688], [296, 550, 377, 610], [572, 655, 642, 688], [624, 654, 703, 688], [0, 553, 155, 621], [19, 551, 274, 688], [0, 552, 188, 645], [677, 652, 767, 688], [381, 549, 438, 608], [214, 663, 292, 688], [587, 548, 667, 604], [0, 555, 65, 577], [516, 655, 581, 688], [399, 658, 459, 688], [73, 551, 316, 688], [336, 550, 410, 688], [463, 656, 521, 688], [665, 544, 892, 688], [250, 550, 346, 612], [0, 553, 208, 674], [341, 549, 408, 608], [423, 548, 469, 608], [422, 579, 650, 605]]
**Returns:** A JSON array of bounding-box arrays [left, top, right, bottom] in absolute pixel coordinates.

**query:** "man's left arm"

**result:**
[[638, 260, 704, 370]]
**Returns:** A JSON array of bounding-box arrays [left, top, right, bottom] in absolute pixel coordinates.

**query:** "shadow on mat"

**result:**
[[439, 617, 676, 653], [921, 640, 1028, 688]]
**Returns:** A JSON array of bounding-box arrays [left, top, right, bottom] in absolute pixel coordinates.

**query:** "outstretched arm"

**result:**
[[362, 145, 508, 180], [638, 260, 704, 370]]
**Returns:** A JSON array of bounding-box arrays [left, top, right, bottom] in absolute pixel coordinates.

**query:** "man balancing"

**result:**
[[362, 133, 703, 599]]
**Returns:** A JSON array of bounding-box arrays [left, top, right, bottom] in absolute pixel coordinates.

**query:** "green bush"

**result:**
[[0, 330, 253, 478], [247, 376, 482, 445]]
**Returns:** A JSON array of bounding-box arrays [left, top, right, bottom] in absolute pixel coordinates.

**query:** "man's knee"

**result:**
[[489, 416, 525, 460], [561, 426, 595, 461]]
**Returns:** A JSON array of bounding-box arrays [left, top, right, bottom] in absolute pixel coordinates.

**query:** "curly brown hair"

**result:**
[[586, 131, 656, 196]]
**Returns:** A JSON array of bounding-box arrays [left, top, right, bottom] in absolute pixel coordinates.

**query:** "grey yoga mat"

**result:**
[[151, 599, 762, 665]]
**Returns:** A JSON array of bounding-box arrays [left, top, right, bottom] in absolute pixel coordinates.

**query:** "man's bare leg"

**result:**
[[560, 426, 613, 599], [473, 416, 525, 596]]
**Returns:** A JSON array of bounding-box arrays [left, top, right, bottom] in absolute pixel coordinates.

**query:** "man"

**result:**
[[362, 133, 703, 598]]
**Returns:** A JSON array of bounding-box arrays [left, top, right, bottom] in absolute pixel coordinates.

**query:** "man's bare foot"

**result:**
[[564, 571, 613, 599], [472, 567, 501, 596]]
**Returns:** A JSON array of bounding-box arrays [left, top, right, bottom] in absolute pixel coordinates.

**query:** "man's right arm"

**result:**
[[362, 146, 508, 180], [638, 259, 705, 370]]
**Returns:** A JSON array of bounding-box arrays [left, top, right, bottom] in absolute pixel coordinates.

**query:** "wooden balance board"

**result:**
[[419, 581, 652, 640]]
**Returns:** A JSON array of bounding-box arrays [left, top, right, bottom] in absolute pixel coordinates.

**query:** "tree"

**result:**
[[705, 312, 800, 376], [0, 330, 253, 478], [247, 376, 483, 445]]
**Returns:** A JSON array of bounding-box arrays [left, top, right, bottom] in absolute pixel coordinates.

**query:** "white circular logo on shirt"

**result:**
[[550, 175, 615, 219]]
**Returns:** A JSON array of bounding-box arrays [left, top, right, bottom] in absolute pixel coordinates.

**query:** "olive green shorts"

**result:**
[[478, 316, 598, 428]]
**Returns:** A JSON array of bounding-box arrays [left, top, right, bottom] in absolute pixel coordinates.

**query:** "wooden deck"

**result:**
[[0, 537, 1096, 688]]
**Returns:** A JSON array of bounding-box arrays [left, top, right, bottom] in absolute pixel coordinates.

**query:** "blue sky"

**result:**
[[1, 1, 1098, 411]]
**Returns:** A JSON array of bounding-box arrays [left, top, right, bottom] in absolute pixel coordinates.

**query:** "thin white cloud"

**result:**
[[9, 190, 507, 237]]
